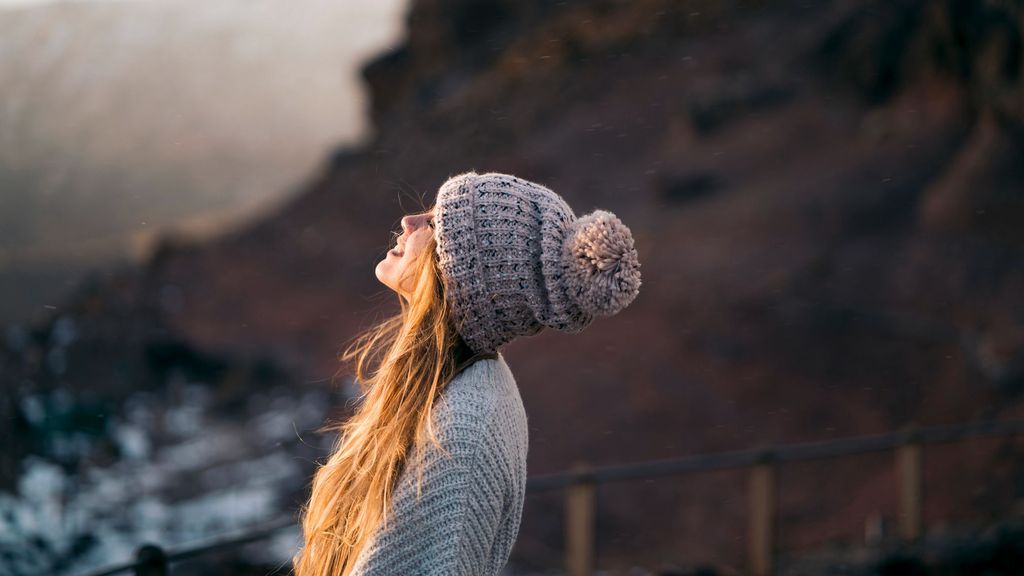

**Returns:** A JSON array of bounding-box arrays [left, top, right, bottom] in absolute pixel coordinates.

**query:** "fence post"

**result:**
[[864, 510, 888, 546], [749, 452, 776, 576], [134, 544, 168, 576], [566, 461, 596, 576], [897, 427, 923, 542]]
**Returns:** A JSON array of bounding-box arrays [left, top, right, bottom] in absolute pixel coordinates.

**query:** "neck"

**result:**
[[452, 334, 475, 365], [450, 334, 497, 380]]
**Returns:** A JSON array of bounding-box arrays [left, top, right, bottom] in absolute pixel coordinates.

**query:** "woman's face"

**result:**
[[375, 208, 436, 299]]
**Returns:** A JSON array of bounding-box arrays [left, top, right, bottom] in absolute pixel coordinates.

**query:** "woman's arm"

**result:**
[[349, 406, 509, 575]]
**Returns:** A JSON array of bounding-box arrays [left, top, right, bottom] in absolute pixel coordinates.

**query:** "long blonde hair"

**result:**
[[293, 229, 464, 576]]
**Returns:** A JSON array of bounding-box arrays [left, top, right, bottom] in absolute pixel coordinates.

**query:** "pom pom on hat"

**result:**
[[562, 209, 642, 317]]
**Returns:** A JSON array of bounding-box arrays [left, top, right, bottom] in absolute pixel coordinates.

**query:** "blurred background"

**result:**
[[1, 0, 1023, 574]]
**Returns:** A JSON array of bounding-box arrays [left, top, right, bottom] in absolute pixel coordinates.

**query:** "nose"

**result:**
[[401, 212, 430, 234], [400, 214, 415, 235]]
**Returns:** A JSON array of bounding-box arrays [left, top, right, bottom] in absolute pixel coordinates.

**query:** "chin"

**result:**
[[374, 263, 398, 293]]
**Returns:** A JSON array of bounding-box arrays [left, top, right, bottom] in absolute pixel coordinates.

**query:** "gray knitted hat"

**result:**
[[433, 171, 642, 354]]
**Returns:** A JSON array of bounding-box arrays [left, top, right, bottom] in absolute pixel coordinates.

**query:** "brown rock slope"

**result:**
[[3, 0, 1023, 571]]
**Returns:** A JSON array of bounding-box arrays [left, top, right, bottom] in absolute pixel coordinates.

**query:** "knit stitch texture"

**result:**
[[434, 171, 642, 355], [349, 353, 528, 575]]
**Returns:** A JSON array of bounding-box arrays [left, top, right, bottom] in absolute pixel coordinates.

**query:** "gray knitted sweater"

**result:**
[[349, 353, 529, 575]]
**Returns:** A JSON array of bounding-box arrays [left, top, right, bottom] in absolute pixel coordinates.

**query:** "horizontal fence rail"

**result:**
[[78, 517, 296, 576], [75, 418, 1024, 576], [526, 418, 1024, 491]]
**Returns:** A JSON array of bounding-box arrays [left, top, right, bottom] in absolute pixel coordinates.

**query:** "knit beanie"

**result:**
[[433, 171, 642, 355]]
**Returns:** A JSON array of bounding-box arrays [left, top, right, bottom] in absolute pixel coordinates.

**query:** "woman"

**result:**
[[293, 171, 642, 575]]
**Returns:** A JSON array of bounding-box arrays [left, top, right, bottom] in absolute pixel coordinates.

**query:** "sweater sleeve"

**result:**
[[348, 406, 509, 576]]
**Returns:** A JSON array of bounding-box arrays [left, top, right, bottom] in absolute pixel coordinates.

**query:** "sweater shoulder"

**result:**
[[431, 353, 526, 450], [438, 354, 519, 413]]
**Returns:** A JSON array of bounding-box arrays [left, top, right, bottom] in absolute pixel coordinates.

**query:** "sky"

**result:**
[[0, 0, 408, 325], [0, 0, 157, 7]]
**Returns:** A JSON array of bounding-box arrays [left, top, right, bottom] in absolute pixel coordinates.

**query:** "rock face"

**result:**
[[3, 0, 1023, 572]]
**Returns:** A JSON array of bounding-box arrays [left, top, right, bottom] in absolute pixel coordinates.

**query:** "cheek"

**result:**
[[407, 231, 434, 258]]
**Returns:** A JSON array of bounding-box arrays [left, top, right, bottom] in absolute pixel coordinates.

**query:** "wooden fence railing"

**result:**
[[77, 418, 1024, 576], [526, 418, 1024, 576]]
